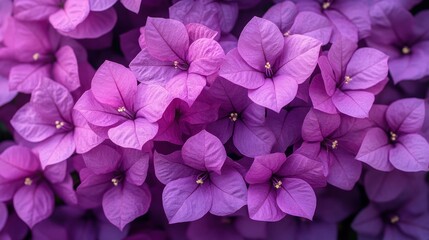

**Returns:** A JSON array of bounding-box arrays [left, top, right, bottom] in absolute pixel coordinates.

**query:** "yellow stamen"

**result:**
[[24, 177, 33, 186], [55, 120, 65, 129], [402, 46, 410, 55], [390, 215, 399, 224], [229, 112, 238, 122], [32, 53, 40, 61], [173, 61, 179, 69], [331, 140, 338, 149], [344, 76, 352, 84], [322, 1, 331, 9], [274, 180, 282, 189], [117, 106, 126, 113], [196, 178, 204, 185], [265, 62, 271, 70], [390, 131, 397, 142], [111, 178, 119, 186], [283, 31, 290, 37]]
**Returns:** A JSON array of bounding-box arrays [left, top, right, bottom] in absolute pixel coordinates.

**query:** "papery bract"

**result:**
[[220, 16, 321, 112], [154, 130, 247, 223]]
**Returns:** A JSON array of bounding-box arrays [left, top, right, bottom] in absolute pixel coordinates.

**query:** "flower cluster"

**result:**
[[0, 0, 429, 239]]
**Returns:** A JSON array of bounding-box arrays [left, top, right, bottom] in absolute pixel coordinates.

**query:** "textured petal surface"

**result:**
[[154, 151, 200, 185], [102, 183, 151, 230], [58, 8, 117, 39], [234, 121, 275, 158], [182, 130, 226, 174], [276, 34, 321, 84], [332, 90, 374, 118], [52, 45, 80, 91], [91, 60, 137, 109], [389, 134, 429, 172], [356, 128, 394, 171], [238, 17, 284, 71], [163, 176, 212, 223], [245, 153, 286, 185], [187, 38, 225, 76], [165, 72, 206, 106], [276, 178, 316, 220], [386, 98, 425, 133], [14, 182, 54, 228], [247, 183, 285, 222], [145, 17, 189, 62], [108, 119, 158, 150], [209, 166, 247, 216], [219, 48, 265, 89], [49, 0, 90, 32], [342, 48, 388, 90]]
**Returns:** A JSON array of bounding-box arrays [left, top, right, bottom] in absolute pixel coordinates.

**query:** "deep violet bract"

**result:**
[[0, 0, 429, 240]]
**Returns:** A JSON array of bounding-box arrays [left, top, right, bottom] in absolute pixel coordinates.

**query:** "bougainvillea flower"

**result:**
[[245, 152, 325, 221], [206, 78, 275, 157], [155, 92, 220, 145], [309, 37, 388, 118], [0, 18, 86, 93], [154, 130, 247, 223], [263, 1, 333, 45], [74, 60, 172, 150], [356, 98, 429, 172], [11, 80, 102, 168], [301, 108, 371, 190], [89, 0, 142, 13], [366, 2, 429, 83], [130, 17, 224, 105], [352, 181, 429, 240], [219, 16, 321, 112], [76, 142, 151, 230], [0, 145, 77, 227], [286, 0, 371, 42]]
